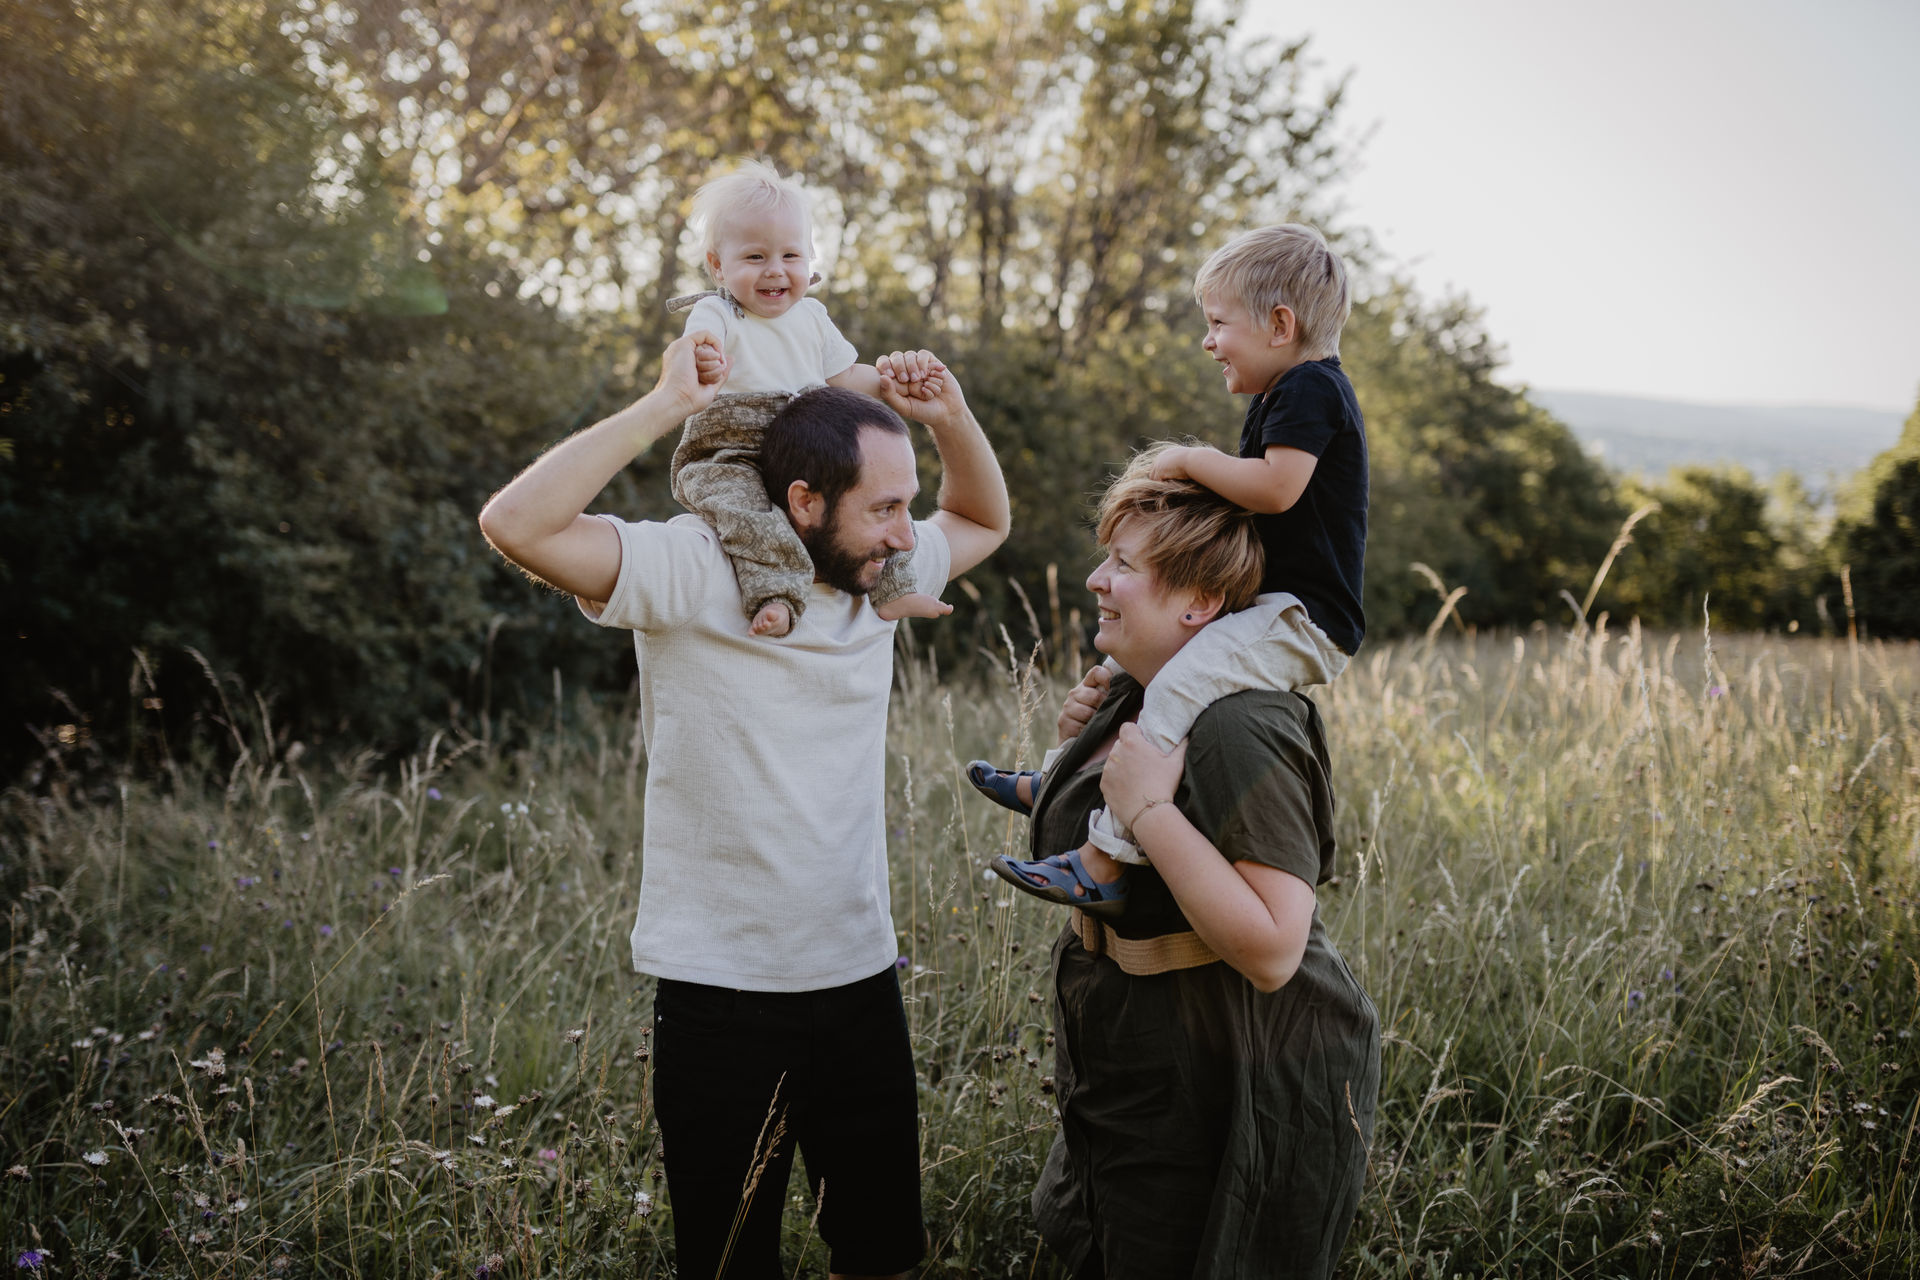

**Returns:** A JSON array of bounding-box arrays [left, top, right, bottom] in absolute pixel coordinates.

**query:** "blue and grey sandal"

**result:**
[[966, 760, 1041, 816], [991, 850, 1129, 918]]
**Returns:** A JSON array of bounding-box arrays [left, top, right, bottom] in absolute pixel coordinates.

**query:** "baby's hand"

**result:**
[[873, 591, 953, 623], [750, 600, 794, 637], [878, 352, 946, 401], [694, 338, 728, 387], [1150, 446, 1198, 481]]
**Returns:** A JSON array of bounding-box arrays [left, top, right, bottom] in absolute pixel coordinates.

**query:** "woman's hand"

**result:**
[[1056, 664, 1111, 744], [1100, 722, 1186, 829]]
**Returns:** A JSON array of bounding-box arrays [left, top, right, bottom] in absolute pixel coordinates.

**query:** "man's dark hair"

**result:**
[[759, 387, 909, 516]]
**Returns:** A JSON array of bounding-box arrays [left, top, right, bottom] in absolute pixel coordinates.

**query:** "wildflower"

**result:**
[[468, 1134, 487, 1147], [895, 955, 909, 970], [563, 1028, 585, 1044], [16, 1250, 50, 1270], [500, 803, 513, 815], [1660, 967, 1675, 982], [474, 1253, 506, 1278], [207, 840, 220, 850], [81, 1150, 108, 1167], [227, 1198, 249, 1215], [500, 1157, 516, 1169], [319, 925, 334, 938], [427, 788, 443, 801], [538, 1148, 559, 1162], [389, 867, 403, 877], [632, 1189, 654, 1217], [235, 876, 258, 889], [490, 1103, 517, 1119], [282, 919, 294, 928], [1627, 990, 1645, 1010], [1708, 685, 1726, 698], [5, 1166, 27, 1181], [473, 1094, 496, 1109]]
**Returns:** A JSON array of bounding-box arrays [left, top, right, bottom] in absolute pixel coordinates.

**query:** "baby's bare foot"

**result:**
[[750, 600, 794, 637], [873, 591, 953, 623]]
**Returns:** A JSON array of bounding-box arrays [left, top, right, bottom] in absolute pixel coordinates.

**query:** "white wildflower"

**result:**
[[81, 1150, 108, 1167]]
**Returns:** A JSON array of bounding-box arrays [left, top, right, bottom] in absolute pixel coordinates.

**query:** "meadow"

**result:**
[[3, 624, 1917, 1278]]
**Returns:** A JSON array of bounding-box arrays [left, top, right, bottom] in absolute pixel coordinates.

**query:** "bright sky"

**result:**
[[1244, 0, 1920, 411]]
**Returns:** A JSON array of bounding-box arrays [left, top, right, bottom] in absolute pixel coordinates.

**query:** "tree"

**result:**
[[1599, 465, 1800, 632], [1830, 392, 1920, 637]]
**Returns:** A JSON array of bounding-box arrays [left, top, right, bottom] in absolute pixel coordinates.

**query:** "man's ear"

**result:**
[[1267, 304, 1298, 348], [786, 480, 827, 533], [1181, 590, 1227, 629]]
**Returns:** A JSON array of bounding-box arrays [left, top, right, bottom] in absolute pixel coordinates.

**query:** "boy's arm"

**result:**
[[479, 333, 724, 601], [1153, 444, 1318, 514]]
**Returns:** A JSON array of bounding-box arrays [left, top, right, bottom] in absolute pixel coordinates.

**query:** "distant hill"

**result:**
[[1530, 389, 1906, 492]]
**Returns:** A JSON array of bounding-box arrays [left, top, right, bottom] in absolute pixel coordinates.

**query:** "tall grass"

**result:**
[[3, 625, 1916, 1277]]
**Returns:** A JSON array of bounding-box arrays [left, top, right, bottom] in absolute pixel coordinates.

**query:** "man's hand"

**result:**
[[1056, 664, 1112, 745], [659, 330, 727, 416], [876, 349, 962, 428], [693, 336, 728, 388]]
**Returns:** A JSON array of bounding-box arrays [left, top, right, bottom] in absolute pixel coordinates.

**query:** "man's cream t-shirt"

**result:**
[[682, 295, 858, 394], [579, 512, 951, 991]]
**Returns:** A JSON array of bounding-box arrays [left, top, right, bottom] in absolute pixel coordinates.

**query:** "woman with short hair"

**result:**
[[975, 444, 1379, 1279]]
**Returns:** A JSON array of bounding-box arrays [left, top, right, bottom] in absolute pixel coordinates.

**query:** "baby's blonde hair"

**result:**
[[1193, 224, 1351, 361], [1095, 442, 1265, 614], [690, 159, 814, 277]]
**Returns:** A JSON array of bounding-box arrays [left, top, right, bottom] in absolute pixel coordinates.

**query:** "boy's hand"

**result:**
[[1057, 664, 1112, 744], [1150, 445, 1203, 481], [693, 337, 728, 387]]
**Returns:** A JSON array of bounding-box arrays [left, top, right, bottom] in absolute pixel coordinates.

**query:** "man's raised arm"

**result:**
[[479, 334, 724, 602], [876, 351, 1010, 578]]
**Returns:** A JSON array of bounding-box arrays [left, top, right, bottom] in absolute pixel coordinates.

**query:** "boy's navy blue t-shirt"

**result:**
[[1239, 357, 1368, 655]]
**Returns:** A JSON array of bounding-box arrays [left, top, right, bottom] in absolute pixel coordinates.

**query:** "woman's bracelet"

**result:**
[[1131, 796, 1177, 828]]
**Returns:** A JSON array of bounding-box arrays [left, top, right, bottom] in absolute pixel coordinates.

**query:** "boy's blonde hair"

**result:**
[[1193, 224, 1351, 361], [1095, 442, 1264, 614], [690, 159, 814, 274]]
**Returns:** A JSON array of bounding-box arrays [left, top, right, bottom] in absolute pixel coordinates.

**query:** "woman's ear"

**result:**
[[1267, 304, 1298, 348], [1181, 591, 1227, 629]]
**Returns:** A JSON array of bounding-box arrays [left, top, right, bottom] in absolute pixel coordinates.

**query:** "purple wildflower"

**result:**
[[1627, 990, 1645, 1010], [207, 839, 220, 849], [538, 1148, 559, 1162], [1708, 685, 1727, 698], [1660, 967, 1675, 982], [318, 925, 335, 938], [389, 867, 403, 877], [427, 787, 443, 801], [235, 875, 258, 889], [16, 1250, 49, 1271], [895, 955, 910, 970]]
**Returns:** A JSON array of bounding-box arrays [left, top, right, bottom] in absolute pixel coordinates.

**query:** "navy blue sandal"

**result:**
[[966, 760, 1040, 816], [991, 850, 1129, 918]]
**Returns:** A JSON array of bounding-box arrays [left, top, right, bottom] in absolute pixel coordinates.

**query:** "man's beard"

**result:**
[[801, 504, 886, 596]]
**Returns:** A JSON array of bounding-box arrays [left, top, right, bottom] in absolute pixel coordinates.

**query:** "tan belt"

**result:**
[[1073, 909, 1220, 975]]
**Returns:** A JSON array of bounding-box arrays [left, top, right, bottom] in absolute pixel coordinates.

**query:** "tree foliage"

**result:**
[[9, 0, 1803, 773], [1831, 394, 1920, 637]]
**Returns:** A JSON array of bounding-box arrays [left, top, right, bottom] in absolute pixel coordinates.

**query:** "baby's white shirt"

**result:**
[[684, 294, 859, 394]]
